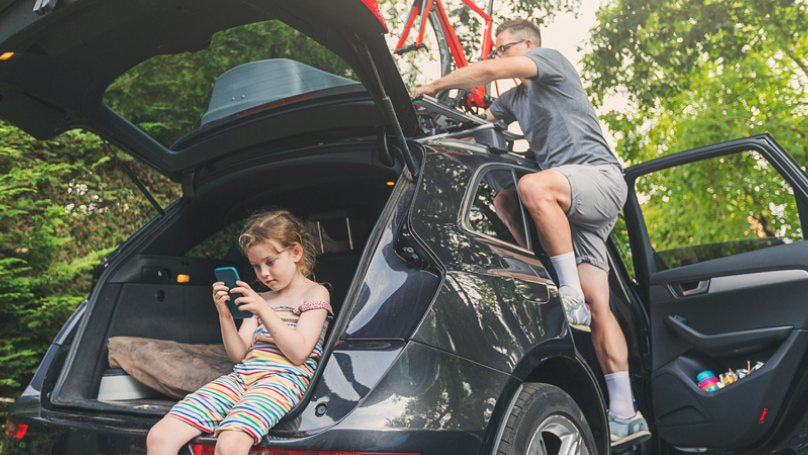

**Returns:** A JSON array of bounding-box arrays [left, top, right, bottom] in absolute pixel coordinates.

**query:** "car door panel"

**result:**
[[624, 135, 808, 450], [648, 243, 808, 370], [651, 331, 807, 447]]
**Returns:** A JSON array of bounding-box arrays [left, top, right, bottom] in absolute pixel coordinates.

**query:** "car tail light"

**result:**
[[4, 419, 28, 440], [189, 444, 419, 455]]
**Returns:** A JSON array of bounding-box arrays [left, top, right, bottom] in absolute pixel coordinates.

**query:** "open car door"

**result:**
[[623, 134, 808, 450]]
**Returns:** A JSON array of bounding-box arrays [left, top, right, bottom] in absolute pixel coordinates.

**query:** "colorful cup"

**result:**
[[697, 370, 720, 392]]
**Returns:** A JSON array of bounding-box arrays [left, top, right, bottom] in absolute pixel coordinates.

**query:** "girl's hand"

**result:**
[[230, 281, 270, 316], [212, 281, 232, 318]]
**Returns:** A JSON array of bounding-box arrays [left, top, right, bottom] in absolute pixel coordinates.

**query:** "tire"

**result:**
[[497, 383, 596, 455], [427, 8, 452, 78]]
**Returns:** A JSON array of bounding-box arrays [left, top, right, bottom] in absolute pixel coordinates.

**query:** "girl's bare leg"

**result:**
[[146, 415, 203, 455], [214, 430, 255, 455]]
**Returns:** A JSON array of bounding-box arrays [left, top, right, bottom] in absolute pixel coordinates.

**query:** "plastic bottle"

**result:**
[[697, 370, 720, 392]]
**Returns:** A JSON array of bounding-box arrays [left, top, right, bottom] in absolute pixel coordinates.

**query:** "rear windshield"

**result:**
[[103, 20, 360, 148]]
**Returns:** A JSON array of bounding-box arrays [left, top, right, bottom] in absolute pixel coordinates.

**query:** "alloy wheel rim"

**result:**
[[526, 414, 589, 455]]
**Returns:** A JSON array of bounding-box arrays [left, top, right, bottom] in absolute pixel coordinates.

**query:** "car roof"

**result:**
[[0, 0, 417, 179]]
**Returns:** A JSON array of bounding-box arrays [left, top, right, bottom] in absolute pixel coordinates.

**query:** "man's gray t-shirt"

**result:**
[[489, 48, 620, 170]]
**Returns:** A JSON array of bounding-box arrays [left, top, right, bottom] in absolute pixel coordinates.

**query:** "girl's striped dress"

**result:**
[[168, 301, 332, 443]]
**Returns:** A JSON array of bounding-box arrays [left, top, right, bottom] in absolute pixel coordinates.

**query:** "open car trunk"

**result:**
[[48, 137, 406, 421]]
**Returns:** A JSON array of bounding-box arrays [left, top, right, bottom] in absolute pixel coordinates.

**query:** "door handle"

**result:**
[[682, 280, 710, 296]]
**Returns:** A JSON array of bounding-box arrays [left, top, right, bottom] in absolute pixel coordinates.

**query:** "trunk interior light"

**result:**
[[177, 274, 190, 283], [4, 419, 28, 440], [0, 52, 14, 60], [189, 445, 420, 455]]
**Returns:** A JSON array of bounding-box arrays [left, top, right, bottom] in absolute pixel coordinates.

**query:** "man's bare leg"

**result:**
[[578, 262, 628, 374], [517, 170, 573, 256], [520, 170, 648, 444], [518, 170, 590, 330], [579, 261, 643, 436]]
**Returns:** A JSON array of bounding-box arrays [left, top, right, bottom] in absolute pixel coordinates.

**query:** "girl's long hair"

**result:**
[[238, 209, 316, 279]]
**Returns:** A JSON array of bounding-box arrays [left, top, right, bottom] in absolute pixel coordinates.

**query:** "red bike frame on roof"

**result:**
[[395, 0, 495, 108]]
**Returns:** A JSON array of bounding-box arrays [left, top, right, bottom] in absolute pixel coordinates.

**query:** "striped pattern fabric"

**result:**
[[168, 301, 332, 443]]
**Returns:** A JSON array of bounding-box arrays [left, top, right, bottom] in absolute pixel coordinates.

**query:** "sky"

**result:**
[[540, 0, 626, 149]]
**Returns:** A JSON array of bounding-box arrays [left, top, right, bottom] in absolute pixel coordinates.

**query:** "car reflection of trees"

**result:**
[[376, 149, 557, 433], [381, 270, 548, 432]]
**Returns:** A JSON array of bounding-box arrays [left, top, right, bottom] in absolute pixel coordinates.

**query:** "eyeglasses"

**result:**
[[494, 39, 526, 57]]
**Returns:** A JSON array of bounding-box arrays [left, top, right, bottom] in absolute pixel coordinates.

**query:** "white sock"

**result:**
[[605, 371, 636, 419], [550, 252, 583, 296]]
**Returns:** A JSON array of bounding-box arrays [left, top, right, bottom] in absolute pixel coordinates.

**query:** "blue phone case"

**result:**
[[214, 267, 253, 319]]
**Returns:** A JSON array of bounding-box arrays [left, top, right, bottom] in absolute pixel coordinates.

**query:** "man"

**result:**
[[413, 19, 651, 450]]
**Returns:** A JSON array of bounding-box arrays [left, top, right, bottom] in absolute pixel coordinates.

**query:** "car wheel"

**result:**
[[497, 383, 596, 455]]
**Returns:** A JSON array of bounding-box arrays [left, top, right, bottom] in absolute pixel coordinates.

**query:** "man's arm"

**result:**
[[483, 108, 497, 122], [413, 56, 538, 98]]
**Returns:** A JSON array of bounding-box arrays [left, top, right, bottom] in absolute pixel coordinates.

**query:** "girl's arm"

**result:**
[[213, 282, 256, 363], [233, 281, 330, 365]]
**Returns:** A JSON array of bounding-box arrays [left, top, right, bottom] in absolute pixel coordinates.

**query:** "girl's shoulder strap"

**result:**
[[299, 300, 333, 316]]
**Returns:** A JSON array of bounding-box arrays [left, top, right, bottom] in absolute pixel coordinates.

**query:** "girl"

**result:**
[[147, 210, 331, 455]]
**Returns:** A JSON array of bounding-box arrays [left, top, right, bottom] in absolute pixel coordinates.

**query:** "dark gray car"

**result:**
[[2, 1, 808, 454]]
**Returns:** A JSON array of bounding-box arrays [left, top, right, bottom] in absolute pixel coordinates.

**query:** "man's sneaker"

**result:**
[[609, 411, 652, 451], [558, 286, 591, 332]]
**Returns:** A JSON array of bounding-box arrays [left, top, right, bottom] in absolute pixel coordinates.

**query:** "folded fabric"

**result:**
[[107, 336, 234, 399]]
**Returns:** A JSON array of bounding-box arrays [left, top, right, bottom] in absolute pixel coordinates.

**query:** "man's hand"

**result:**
[[412, 84, 436, 98]]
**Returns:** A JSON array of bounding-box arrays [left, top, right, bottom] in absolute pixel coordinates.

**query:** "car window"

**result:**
[[610, 214, 636, 282], [636, 149, 804, 271], [103, 20, 360, 148], [185, 220, 247, 260], [468, 168, 529, 249]]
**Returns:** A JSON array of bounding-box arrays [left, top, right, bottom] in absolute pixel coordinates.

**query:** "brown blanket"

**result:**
[[107, 336, 235, 400]]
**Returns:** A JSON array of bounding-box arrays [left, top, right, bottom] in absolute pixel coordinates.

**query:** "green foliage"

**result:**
[[583, 0, 807, 162], [584, 0, 808, 113], [582, 0, 808, 257], [0, 121, 180, 413], [185, 219, 247, 260], [638, 151, 802, 253]]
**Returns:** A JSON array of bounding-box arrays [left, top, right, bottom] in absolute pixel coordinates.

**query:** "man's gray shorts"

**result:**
[[554, 163, 627, 273]]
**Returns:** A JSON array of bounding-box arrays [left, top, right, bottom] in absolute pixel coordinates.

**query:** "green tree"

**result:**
[[583, 0, 807, 164], [0, 122, 180, 424], [582, 0, 808, 250]]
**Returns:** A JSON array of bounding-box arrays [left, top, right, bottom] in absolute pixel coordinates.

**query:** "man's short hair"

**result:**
[[495, 19, 541, 47]]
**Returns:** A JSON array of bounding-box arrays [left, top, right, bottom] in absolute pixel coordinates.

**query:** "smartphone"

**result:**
[[213, 267, 253, 319]]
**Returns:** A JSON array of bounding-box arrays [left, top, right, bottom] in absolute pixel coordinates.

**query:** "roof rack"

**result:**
[[412, 94, 524, 154]]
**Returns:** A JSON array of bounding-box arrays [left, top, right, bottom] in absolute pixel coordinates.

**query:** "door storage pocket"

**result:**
[[651, 330, 806, 448]]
